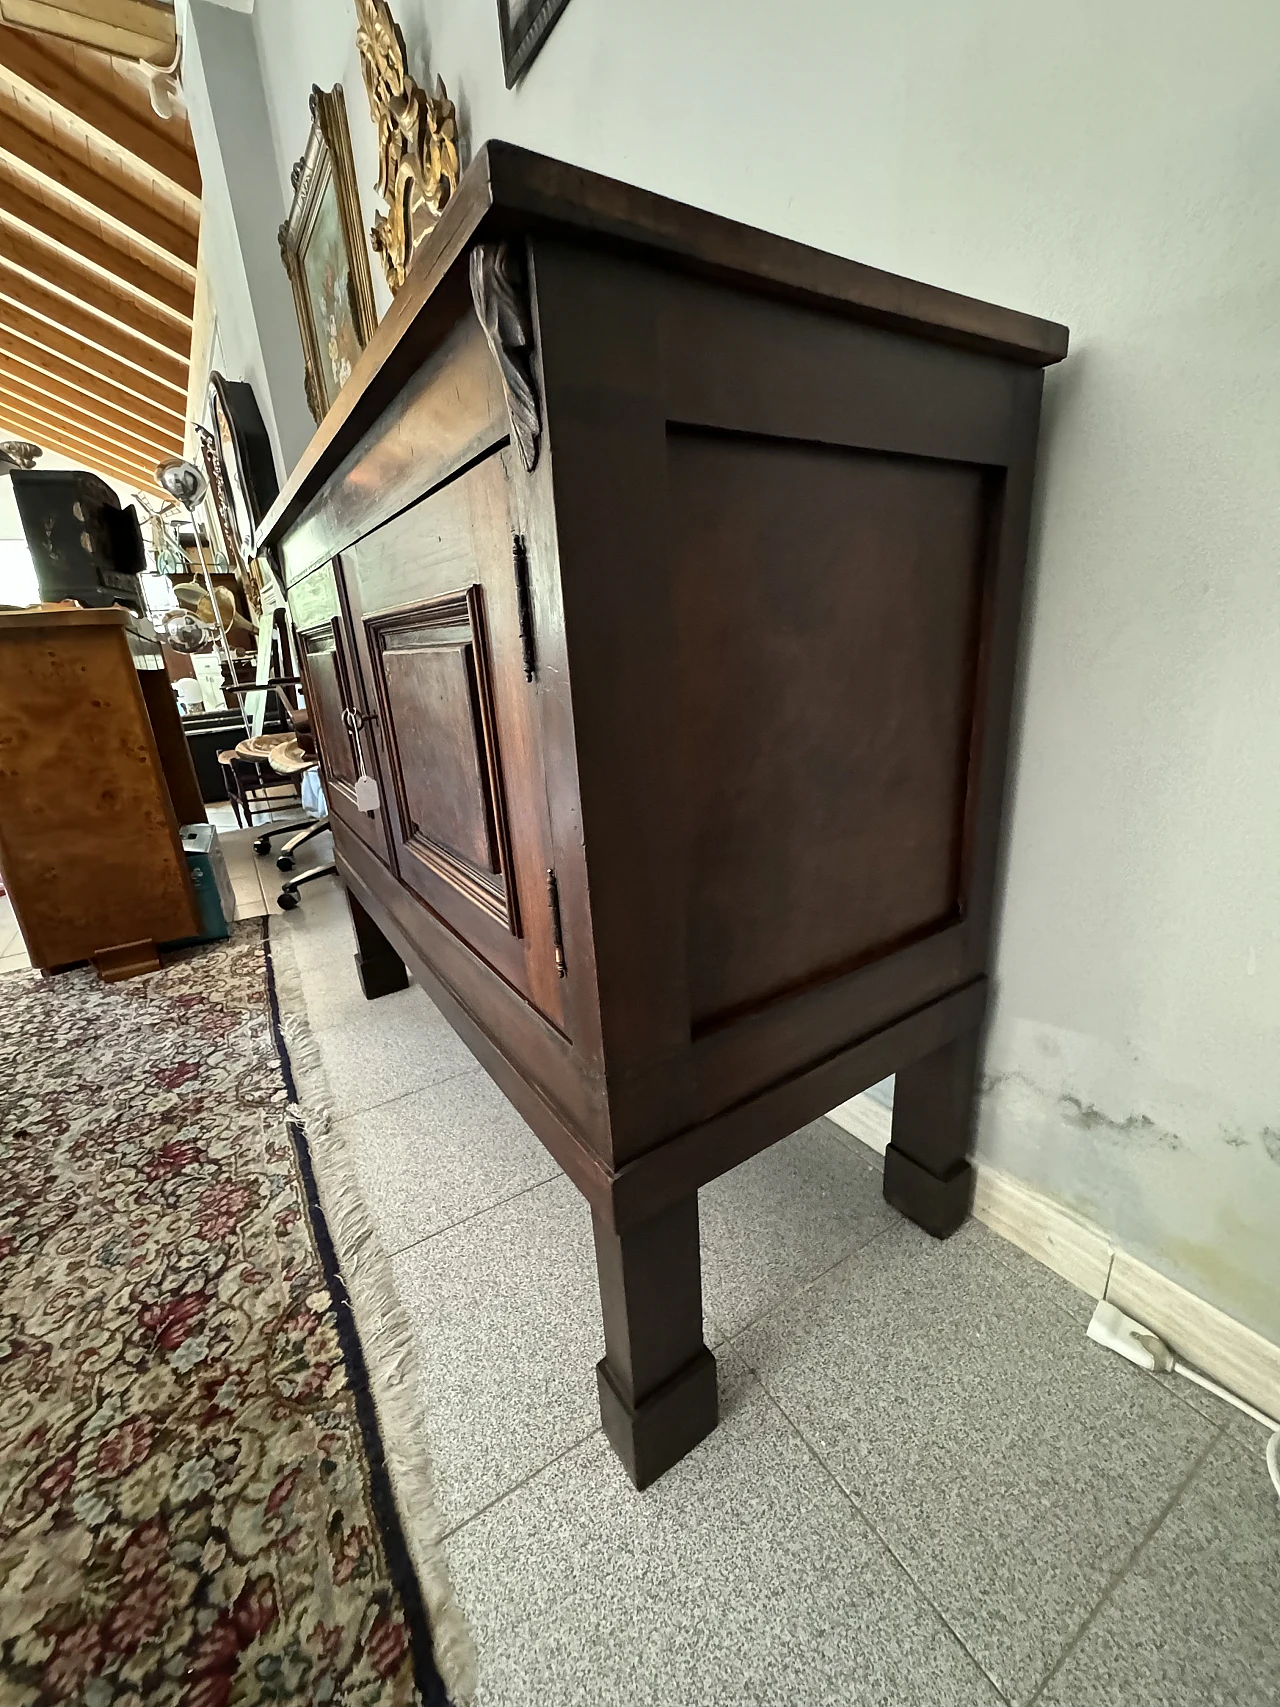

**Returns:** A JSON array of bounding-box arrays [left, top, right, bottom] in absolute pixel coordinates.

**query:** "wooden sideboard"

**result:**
[[260, 143, 1068, 1486], [0, 607, 203, 980]]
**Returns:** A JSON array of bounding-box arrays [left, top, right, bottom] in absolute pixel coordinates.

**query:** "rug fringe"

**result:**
[[269, 928, 478, 1706]]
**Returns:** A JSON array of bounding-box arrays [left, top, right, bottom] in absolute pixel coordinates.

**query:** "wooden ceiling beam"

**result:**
[[0, 2, 176, 64], [2, 389, 150, 463], [0, 369, 179, 461], [0, 358, 181, 451], [0, 298, 186, 409], [0, 26, 199, 200], [0, 105, 197, 270], [0, 322, 185, 430], [0, 407, 163, 493], [0, 257, 188, 381], [0, 221, 186, 353], [0, 175, 192, 320]]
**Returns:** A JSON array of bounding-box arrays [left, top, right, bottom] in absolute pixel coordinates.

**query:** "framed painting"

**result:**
[[278, 84, 379, 424], [497, 0, 575, 87]]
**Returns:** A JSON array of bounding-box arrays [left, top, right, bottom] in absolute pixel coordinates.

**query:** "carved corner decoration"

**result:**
[[497, 0, 577, 88], [355, 0, 460, 295], [469, 242, 541, 473]]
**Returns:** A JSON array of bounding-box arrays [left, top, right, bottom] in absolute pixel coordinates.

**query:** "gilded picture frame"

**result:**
[[278, 84, 379, 424], [497, 0, 575, 87]]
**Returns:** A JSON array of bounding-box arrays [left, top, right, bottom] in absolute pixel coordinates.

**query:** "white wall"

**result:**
[[180, 0, 317, 476], [196, 0, 1280, 1341]]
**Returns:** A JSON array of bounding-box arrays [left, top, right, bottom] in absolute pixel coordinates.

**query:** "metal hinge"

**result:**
[[546, 867, 566, 978], [513, 533, 537, 681]]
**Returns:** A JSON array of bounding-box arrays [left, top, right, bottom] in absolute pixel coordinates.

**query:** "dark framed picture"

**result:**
[[278, 84, 379, 424], [206, 374, 279, 563], [497, 0, 575, 87]]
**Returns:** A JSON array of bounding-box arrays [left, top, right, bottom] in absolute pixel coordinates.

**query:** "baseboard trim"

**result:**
[[829, 1096, 1280, 1422], [827, 1095, 892, 1156]]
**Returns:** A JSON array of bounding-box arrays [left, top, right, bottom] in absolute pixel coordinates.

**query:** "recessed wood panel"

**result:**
[[669, 427, 991, 1031], [380, 637, 499, 874], [367, 586, 515, 929], [298, 621, 359, 793]]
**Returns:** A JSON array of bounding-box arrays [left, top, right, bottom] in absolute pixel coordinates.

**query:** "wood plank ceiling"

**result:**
[[0, 13, 198, 497]]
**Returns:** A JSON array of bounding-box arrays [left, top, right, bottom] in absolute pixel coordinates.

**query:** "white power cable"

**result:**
[[1087, 1300, 1280, 1500]]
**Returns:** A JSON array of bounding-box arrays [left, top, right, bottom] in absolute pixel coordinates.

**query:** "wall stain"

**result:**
[[1057, 1093, 1183, 1150], [985, 1071, 1278, 1162]]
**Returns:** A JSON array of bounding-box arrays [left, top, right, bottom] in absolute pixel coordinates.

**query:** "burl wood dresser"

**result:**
[[0, 606, 204, 981], [260, 143, 1068, 1487]]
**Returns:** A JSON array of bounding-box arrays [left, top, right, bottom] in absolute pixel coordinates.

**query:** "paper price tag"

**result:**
[[354, 774, 380, 812]]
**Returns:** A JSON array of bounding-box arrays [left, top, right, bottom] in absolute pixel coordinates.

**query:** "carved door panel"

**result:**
[[289, 563, 390, 862], [343, 451, 566, 1030]]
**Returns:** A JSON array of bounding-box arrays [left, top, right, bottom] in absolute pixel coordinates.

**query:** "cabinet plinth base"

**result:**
[[596, 1347, 718, 1490], [883, 1144, 974, 1239]]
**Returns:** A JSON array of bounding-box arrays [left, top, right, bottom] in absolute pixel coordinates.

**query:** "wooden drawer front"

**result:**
[[344, 451, 566, 1030], [280, 301, 507, 586], [290, 566, 389, 862]]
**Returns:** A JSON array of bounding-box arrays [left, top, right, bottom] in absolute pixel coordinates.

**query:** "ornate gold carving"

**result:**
[[355, 0, 460, 294], [469, 242, 541, 472]]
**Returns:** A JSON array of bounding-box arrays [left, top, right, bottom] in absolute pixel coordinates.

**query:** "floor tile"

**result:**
[[233, 877, 269, 921], [1230, 1405, 1280, 1452], [340, 1067, 560, 1256], [972, 1211, 1099, 1329], [312, 989, 479, 1119], [391, 1174, 605, 1529], [446, 1350, 1003, 1707], [0, 950, 31, 974], [297, 960, 382, 1033], [737, 1218, 1218, 1704], [1038, 1430, 1276, 1707], [701, 1118, 895, 1337], [981, 1237, 1253, 1432]]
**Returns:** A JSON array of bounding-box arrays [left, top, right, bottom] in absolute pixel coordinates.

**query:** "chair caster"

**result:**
[[277, 888, 300, 910], [276, 854, 295, 871], [253, 837, 271, 856]]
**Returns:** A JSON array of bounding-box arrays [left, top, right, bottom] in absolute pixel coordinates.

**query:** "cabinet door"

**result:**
[[341, 450, 566, 1030], [289, 562, 390, 862]]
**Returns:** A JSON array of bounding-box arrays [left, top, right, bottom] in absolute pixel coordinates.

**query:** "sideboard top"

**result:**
[[259, 140, 1068, 550], [0, 605, 136, 632]]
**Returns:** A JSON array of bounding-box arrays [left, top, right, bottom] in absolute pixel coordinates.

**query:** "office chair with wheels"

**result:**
[[223, 678, 336, 908]]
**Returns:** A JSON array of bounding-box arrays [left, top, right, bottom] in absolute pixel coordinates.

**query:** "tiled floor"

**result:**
[[269, 880, 1280, 1705], [209, 801, 334, 924], [24, 843, 1268, 1706], [0, 890, 28, 974]]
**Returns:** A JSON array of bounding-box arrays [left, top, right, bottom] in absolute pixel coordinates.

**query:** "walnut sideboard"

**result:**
[[260, 143, 1068, 1487]]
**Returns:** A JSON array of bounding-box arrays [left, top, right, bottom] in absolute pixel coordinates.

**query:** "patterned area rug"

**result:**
[[0, 922, 468, 1707]]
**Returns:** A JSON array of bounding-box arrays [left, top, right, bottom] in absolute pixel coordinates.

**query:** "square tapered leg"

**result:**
[[592, 1196, 718, 1488], [883, 1028, 980, 1238], [346, 887, 409, 999]]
